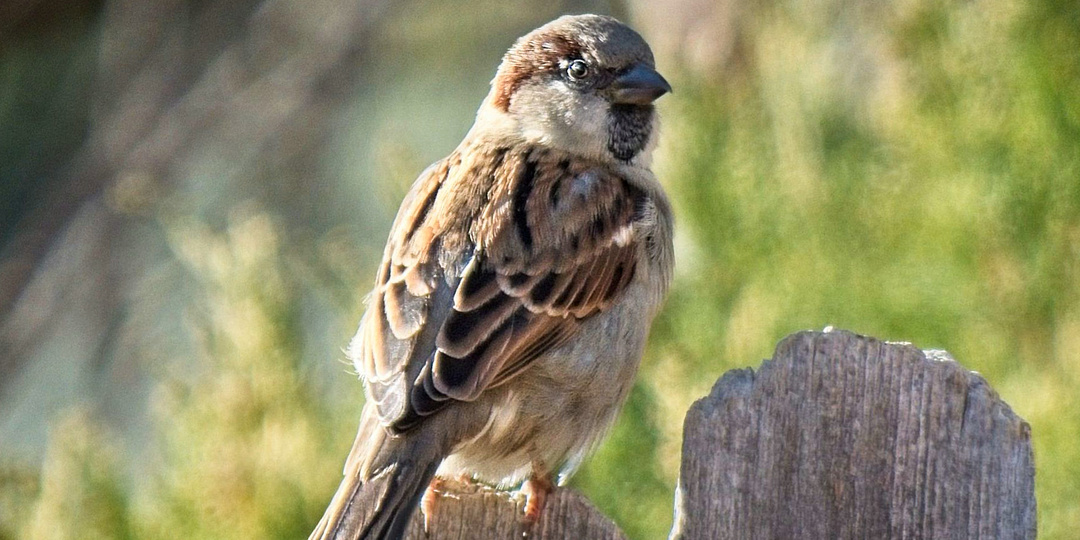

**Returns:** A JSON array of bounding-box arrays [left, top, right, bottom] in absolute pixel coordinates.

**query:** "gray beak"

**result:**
[[610, 63, 672, 105]]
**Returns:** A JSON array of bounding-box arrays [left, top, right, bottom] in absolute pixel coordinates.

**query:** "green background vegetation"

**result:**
[[2, 0, 1078, 538]]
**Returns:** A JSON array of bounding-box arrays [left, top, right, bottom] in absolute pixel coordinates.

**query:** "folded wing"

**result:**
[[354, 146, 648, 433]]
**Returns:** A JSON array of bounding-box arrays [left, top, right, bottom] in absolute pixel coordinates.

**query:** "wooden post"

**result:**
[[398, 479, 626, 539], [670, 329, 1036, 540]]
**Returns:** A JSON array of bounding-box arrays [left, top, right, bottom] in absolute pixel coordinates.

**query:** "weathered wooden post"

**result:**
[[671, 329, 1036, 540], [398, 479, 626, 539], [359, 329, 1036, 539]]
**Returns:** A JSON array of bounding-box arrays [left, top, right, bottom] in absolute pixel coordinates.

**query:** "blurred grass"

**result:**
[[2, 0, 1078, 538]]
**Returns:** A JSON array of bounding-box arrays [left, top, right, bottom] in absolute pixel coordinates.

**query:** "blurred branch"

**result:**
[[0, 0, 389, 392], [0, 0, 97, 39]]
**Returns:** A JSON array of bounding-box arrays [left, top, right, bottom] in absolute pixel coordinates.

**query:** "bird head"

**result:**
[[476, 15, 671, 166]]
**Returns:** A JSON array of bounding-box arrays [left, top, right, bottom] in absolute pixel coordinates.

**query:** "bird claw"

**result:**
[[521, 474, 554, 524], [421, 477, 445, 533]]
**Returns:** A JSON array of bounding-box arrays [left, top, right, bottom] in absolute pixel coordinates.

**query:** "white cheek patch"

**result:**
[[574, 100, 608, 136], [510, 79, 618, 162]]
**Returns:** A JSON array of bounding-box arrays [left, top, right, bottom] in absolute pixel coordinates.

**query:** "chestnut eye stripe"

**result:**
[[492, 33, 584, 110]]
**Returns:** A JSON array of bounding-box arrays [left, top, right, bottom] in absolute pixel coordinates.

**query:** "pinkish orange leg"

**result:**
[[521, 472, 555, 524], [421, 474, 475, 532], [421, 477, 445, 533]]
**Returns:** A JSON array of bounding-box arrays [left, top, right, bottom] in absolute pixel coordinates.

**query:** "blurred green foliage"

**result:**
[[1, 210, 363, 540], [2, 0, 1078, 538]]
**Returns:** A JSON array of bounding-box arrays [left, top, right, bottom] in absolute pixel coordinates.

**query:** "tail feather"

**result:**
[[310, 406, 445, 540], [361, 460, 441, 539]]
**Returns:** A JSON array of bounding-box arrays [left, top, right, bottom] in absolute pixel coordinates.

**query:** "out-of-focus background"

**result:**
[[1, 0, 1077, 538]]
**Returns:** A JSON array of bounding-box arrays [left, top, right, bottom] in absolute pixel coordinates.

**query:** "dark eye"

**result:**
[[566, 59, 589, 81]]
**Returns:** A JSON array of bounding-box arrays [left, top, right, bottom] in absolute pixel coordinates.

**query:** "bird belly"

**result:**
[[435, 282, 657, 488]]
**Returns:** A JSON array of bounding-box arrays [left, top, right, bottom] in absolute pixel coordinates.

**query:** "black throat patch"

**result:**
[[607, 104, 653, 162]]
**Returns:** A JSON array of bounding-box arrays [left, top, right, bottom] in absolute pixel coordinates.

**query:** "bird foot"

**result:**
[[521, 474, 554, 524], [421, 475, 476, 532], [421, 477, 445, 533]]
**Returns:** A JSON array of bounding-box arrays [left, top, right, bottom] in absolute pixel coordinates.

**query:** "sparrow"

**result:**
[[310, 14, 674, 540]]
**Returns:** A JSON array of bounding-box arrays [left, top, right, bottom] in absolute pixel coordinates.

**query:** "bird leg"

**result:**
[[521, 471, 555, 524], [420, 476, 445, 533], [421, 474, 476, 532]]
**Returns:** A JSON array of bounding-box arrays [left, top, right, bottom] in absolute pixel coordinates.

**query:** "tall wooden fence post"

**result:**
[[670, 329, 1036, 540]]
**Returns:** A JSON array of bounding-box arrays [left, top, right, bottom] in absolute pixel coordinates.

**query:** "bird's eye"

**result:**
[[566, 59, 589, 81]]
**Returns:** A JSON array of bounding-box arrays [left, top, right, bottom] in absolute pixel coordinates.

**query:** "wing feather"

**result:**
[[352, 145, 650, 433]]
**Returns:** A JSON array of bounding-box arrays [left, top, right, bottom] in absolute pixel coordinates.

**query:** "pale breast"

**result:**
[[436, 244, 667, 487]]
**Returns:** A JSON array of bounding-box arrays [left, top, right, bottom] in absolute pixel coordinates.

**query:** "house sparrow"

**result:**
[[310, 14, 673, 540]]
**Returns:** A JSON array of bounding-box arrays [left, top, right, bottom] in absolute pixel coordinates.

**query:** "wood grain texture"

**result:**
[[400, 480, 626, 540], [670, 329, 1035, 540]]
